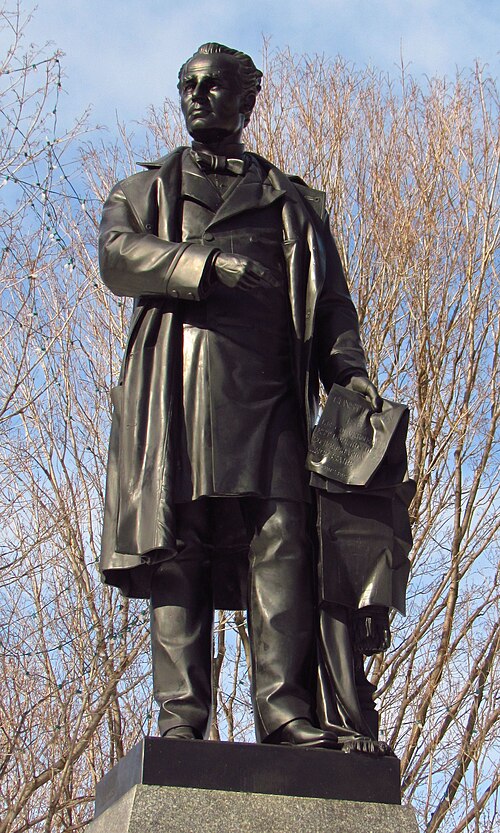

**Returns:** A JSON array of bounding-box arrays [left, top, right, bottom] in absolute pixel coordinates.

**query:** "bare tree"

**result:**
[[249, 49, 499, 833], [0, 6, 151, 831], [0, 19, 498, 833]]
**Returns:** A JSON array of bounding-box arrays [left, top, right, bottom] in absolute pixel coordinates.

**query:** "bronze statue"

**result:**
[[98, 43, 406, 751]]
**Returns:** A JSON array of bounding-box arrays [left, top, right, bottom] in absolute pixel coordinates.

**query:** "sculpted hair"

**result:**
[[178, 42, 263, 125]]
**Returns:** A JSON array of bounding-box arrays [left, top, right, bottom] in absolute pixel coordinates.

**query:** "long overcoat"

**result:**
[[98, 148, 368, 601]]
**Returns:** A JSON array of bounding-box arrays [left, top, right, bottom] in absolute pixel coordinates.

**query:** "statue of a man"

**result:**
[[98, 43, 383, 748]]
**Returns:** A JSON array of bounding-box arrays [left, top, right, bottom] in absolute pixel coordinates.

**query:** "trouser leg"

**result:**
[[316, 603, 375, 739], [243, 498, 316, 741], [150, 500, 213, 738]]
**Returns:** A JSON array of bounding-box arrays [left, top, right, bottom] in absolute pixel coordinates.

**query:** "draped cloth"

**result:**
[[308, 385, 415, 742]]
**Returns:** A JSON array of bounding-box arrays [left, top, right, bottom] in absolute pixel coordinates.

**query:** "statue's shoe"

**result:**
[[266, 718, 340, 749]]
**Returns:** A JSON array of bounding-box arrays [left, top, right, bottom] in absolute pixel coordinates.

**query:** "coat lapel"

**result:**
[[180, 151, 223, 213], [153, 148, 221, 241], [206, 158, 286, 229], [150, 150, 287, 234]]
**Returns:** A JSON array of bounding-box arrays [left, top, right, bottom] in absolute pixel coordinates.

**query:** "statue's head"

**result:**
[[178, 43, 262, 143]]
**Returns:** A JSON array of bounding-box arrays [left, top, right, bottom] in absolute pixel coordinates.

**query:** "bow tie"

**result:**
[[191, 150, 246, 176]]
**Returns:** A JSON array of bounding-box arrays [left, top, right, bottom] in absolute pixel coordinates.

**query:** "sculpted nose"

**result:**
[[192, 82, 206, 101]]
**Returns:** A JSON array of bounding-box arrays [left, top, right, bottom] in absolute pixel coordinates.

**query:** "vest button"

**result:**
[[204, 233, 215, 242]]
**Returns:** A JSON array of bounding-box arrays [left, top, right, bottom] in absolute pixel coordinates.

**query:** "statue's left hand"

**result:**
[[352, 606, 391, 655], [345, 376, 382, 411]]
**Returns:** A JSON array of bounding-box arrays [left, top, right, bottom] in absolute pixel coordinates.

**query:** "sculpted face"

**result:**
[[180, 53, 251, 144]]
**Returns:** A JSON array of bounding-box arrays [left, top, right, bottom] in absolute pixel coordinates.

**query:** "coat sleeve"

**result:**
[[314, 214, 368, 389], [99, 181, 219, 300]]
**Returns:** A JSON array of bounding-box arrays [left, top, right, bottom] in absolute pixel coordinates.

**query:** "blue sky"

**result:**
[[4, 0, 500, 134]]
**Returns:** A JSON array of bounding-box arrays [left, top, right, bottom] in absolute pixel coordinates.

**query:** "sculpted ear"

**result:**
[[241, 92, 256, 123]]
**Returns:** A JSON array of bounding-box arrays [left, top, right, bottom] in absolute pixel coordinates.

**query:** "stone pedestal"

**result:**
[[85, 737, 419, 833]]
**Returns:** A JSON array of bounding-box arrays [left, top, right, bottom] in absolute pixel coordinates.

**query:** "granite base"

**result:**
[[84, 738, 419, 833]]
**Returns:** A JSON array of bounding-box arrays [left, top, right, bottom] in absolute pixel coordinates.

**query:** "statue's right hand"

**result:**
[[213, 252, 280, 291]]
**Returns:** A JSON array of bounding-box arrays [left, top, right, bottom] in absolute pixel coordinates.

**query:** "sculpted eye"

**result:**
[[209, 76, 227, 90]]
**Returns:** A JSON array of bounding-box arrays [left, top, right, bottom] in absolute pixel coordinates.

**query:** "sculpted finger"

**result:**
[[263, 271, 281, 288], [237, 276, 257, 291], [244, 256, 278, 279], [365, 382, 383, 411], [347, 376, 382, 411], [246, 265, 280, 288], [244, 256, 266, 273]]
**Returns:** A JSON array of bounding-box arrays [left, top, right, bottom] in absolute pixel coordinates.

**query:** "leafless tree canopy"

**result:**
[[0, 11, 498, 833]]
